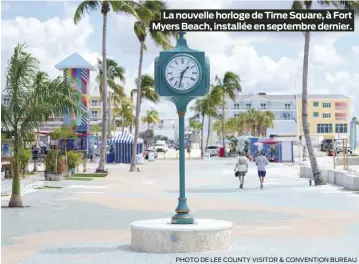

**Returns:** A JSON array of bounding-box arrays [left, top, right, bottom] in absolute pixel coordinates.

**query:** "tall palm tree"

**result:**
[[130, 75, 160, 105], [74, 0, 138, 173], [192, 86, 222, 158], [1, 43, 80, 207], [96, 58, 126, 139], [141, 109, 160, 147], [189, 119, 202, 145], [113, 98, 134, 132], [292, 0, 359, 185], [130, 0, 175, 172], [213, 72, 242, 156]]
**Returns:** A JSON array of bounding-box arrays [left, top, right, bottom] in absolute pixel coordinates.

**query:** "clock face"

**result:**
[[165, 55, 200, 90]]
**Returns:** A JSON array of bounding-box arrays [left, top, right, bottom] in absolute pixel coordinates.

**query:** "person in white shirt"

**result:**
[[234, 152, 250, 189], [255, 151, 269, 189]]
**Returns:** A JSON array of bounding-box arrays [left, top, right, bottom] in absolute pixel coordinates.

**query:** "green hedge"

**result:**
[[73, 173, 108, 178]]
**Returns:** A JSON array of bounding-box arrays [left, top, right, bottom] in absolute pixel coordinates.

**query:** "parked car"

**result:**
[[336, 145, 353, 154], [143, 147, 158, 160], [205, 146, 218, 157], [154, 143, 168, 153]]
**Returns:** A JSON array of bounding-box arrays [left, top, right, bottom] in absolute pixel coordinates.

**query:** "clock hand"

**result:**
[[178, 66, 190, 88]]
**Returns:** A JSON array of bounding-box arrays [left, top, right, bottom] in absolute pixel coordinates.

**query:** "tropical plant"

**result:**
[[96, 58, 126, 139], [18, 148, 32, 178], [45, 149, 57, 174], [192, 86, 222, 158], [67, 150, 83, 169], [90, 124, 102, 135], [1, 43, 80, 207], [212, 72, 242, 156], [291, 0, 359, 185], [130, 0, 175, 172], [74, 0, 138, 173], [189, 119, 202, 144], [113, 98, 134, 132], [141, 109, 160, 147]]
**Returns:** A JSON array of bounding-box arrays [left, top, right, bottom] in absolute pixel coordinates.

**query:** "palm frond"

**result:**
[[74, 1, 99, 24]]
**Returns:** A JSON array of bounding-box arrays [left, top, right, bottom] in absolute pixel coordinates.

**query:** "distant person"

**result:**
[[255, 150, 269, 189], [234, 151, 250, 189]]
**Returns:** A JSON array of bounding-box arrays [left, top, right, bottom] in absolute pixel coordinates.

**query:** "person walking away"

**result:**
[[234, 152, 249, 189], [255, 151, 268, 189]]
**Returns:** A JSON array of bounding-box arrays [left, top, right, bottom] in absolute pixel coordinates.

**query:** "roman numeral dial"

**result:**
[[165, 55, 200, 91]]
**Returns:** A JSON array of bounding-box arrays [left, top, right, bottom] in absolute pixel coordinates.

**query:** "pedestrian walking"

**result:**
[[234, 151, 250, 189], [255, 150, 269, 189]]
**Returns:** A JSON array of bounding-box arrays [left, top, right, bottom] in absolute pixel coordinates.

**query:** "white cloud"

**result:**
[[2, 0, 358, 121], [1, 15, 100, 94]]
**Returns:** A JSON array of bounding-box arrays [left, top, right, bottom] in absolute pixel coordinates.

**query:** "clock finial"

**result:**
[[175, 31, 189, 49]]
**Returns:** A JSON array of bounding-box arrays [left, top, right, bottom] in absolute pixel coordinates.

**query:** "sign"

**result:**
[[148, 151, 155, 161]]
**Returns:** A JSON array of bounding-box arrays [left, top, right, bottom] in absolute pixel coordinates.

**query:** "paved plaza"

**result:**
[[2, 157, 359, 264]]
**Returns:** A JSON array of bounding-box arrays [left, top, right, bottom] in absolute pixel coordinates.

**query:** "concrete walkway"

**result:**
[[1, 157, 359, 264]]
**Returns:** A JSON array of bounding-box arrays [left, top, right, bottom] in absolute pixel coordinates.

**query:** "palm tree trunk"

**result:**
[[130, 41, 145, 172], [205, 116, 211, 149], [8, 137, 23, 207], [97, 9, 109, 173], [122, 124, 125, 133], [302, 31, 323, 185], [147, 123, 150, 147], [107, 93, 112, 139], [200, 113, 205, 158], [221, 94, 226, 156]]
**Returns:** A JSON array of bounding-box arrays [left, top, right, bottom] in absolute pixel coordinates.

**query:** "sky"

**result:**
[[1, 0, 359, 120]]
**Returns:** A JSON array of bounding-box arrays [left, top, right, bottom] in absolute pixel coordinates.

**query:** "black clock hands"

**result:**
[[178, 66, 190, 88]]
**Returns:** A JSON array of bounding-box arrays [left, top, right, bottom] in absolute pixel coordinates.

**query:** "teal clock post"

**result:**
[[154, 32, 210, 224]]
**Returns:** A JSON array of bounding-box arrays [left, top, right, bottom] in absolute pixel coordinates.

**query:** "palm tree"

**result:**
[[113, 98, 134, 132], [256, 111, 275, 137], [96, 58, 126, 139], [189, 119, 202, 145], [130, 75, 160, 105], [1, 43, 80, 207], [292, 0, 359, 185], [130, 0, 175, 172], [141, 109, 160, 147], [192, 86, 222, 158], [74, 0, 138, 173], [213, 72, 242, 156]]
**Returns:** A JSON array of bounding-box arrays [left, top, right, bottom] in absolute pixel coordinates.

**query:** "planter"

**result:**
[[49, 173, 63, 181], [70, 167, 76, 175]]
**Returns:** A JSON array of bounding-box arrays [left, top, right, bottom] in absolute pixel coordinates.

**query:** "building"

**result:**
[[296, 94, 350, 145], [203, 92, 298, 145]]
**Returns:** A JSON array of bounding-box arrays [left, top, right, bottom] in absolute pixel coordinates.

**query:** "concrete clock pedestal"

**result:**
[[131, 218, 233, 253]]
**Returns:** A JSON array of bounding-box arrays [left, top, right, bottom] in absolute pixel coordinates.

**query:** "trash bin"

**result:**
[[218, 147, 224, 157]]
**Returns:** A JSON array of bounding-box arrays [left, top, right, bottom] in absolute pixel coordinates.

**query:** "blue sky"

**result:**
[[1, 1, 359, 120]]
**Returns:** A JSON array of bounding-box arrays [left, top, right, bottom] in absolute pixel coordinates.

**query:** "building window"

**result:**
[[234, 103, 240, 110], [260, 103, 266, 110], [335, 124, 347, 133], [313, 101, 319, 107], [313, 112, 319, 118], [317, 124, 333, 133], [91, 100, 98, 106], [285, 103, 291, 110], [91, 110, 98, 118], [323, 102, 331, 108], [322, 113, 331, 119], [234, 114, 240, 117], [245, 103, 251, 109]]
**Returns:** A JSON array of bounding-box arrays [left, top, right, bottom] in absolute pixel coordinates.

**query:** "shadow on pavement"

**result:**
[[39, 244, 138, 255]]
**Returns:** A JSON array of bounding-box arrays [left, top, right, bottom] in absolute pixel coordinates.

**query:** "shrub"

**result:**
[[67, 151, 82, 169], [18, 148, 32, 177], [45, 150, 57, 174]]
